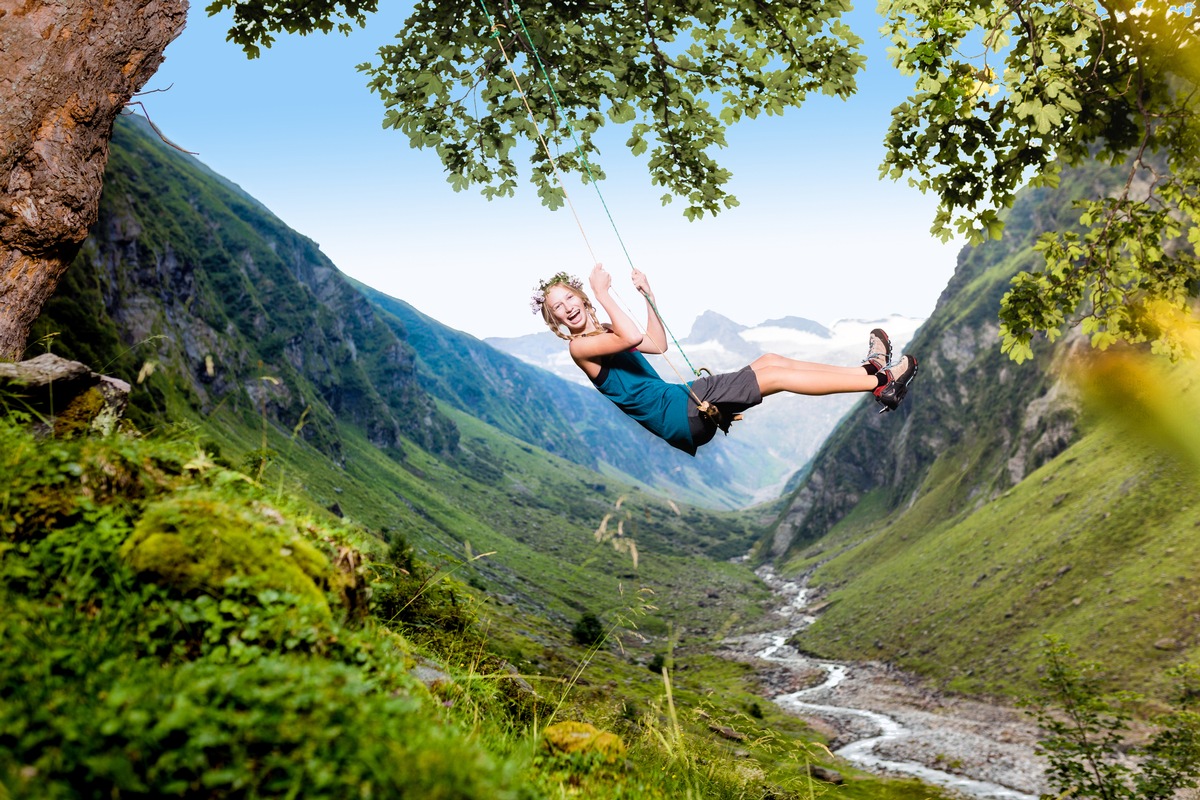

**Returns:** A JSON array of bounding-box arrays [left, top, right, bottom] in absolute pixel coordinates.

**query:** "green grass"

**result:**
[[0, 399, 969, 798], [790, 422, 1200, 702]]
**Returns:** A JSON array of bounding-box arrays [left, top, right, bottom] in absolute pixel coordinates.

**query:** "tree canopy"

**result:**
[[210, 0, 1200, 360]]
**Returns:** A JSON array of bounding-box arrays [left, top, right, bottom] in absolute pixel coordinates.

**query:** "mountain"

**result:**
[[30, 114, 457, 463], [489, 311, 925, 502], [352, 282, 764, 508], [683, 311, 759, 362], [29, 115, 764, 509], [760, 157, 1200, 700]]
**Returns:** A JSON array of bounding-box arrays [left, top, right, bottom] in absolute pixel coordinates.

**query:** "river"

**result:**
[[722, 568, 1048, 799]]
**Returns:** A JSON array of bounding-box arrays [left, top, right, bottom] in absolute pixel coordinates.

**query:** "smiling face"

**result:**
[[543, 283, 594, 336]]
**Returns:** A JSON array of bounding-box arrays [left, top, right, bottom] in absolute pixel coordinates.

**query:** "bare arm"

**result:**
[[631, 269, 667, 355], [569, 264, 644, 363]]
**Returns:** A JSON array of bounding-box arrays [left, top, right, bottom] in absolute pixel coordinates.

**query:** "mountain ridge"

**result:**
[[759, 156, 1200, 700], [32, 114, 759, 507]]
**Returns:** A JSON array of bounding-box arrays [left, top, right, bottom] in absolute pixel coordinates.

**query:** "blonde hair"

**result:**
[[537, 279, 603, 341]]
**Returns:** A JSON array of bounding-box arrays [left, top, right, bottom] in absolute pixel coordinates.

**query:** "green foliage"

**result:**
[[0, 418, 532, 798], [210, 0, 1198, 355], [367, 0, 864, 218], [1027, 638, 1200, 800], [370, 550, 480, 643], [207, 0, 379, 58], [880, 0, 1200, 357], [1001, 191, 1200, 363], [216, 0, 863, 219], [1, 654, 525, 799], [570, 611, 605, 646]]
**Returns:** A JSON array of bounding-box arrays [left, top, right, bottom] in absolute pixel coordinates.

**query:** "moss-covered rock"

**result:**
[[543, 721, 626, 762], [119, 492, 332, 615]]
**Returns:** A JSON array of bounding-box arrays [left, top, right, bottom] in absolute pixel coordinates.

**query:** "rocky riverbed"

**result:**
[[719, 569, 1050, 799]]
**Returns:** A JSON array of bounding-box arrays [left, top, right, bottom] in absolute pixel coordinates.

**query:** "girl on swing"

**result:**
[[531, 264, 919, 456]]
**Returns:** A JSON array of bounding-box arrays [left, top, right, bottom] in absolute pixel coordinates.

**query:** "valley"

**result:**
[[6, 111, 1199, 799], [724, 570, 1047, 799]]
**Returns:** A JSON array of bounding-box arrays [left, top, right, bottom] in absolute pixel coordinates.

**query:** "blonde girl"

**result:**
[[531, 264, 918, 455]]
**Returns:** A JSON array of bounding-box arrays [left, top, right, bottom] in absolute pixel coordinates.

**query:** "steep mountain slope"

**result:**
[[760, 166, 1099, 561], [29, 115, 753, 507], [355, 283, 763, 508], [30, 114, 456, 462], [796, 425, 1200, 699], [760, 158, 1200, 699]]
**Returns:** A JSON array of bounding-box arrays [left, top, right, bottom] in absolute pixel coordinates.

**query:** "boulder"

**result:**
[[708, 723, 746, 742], [411, 656, 454, 691], [0, 353, 130, 436], [542, 721, 626, 762], [807, 764, 844, 785]]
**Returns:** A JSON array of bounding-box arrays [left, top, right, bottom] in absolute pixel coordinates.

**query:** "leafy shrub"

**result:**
[[1028, 637, 1200, 799], [370, 544, 478, 643], [571, 613, 605, 647]]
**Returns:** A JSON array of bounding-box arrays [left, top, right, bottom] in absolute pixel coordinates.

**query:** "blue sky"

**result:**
[[145, 3, 964, 340]]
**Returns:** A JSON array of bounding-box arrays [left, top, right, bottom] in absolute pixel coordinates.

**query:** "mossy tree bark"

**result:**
[[0, 0, 187, 361]]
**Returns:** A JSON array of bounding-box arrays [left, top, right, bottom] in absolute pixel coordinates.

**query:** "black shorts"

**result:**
[[686, 365, 763, 449]]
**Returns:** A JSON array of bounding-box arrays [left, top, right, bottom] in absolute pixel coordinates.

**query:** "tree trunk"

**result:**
[[0, 0, 188, 361]]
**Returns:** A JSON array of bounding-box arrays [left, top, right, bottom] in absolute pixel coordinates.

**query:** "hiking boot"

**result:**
[[874, 354, 918, 413], [862, 328, 892, 375]]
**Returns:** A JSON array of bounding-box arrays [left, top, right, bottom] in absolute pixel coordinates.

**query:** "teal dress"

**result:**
[[590, 349, 696, 455]]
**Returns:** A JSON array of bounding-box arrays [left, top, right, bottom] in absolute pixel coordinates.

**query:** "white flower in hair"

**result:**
[[530, 272, 583, 315]]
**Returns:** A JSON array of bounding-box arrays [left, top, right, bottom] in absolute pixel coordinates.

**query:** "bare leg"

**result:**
[[750, 354, 877, 398], [750, 353, 862, 374]]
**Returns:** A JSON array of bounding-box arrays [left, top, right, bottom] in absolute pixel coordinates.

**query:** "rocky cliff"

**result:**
[[30, 114, 457, 461], [761, 163, 1121, 560]]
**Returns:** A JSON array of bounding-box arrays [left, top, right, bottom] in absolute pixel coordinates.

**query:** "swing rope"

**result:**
[[476, 0, 736, 431], [473, 3, 599, 265], [502, 0, 703, 378], [475, 0, 705, 380]]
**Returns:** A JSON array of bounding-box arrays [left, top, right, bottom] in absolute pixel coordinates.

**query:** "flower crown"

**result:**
[[530, 271, 584, 315]]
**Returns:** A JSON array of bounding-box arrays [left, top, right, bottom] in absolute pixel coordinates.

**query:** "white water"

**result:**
[[753, 570, 1038, 800]]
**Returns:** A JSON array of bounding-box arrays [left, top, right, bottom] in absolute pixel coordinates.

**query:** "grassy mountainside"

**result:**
[[355, 282, 763, 508], [793, 425, 1200, 700], [8, 113, 965, 797], [763, 157, 1200, 700], [760, 165, 1101, 563]]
